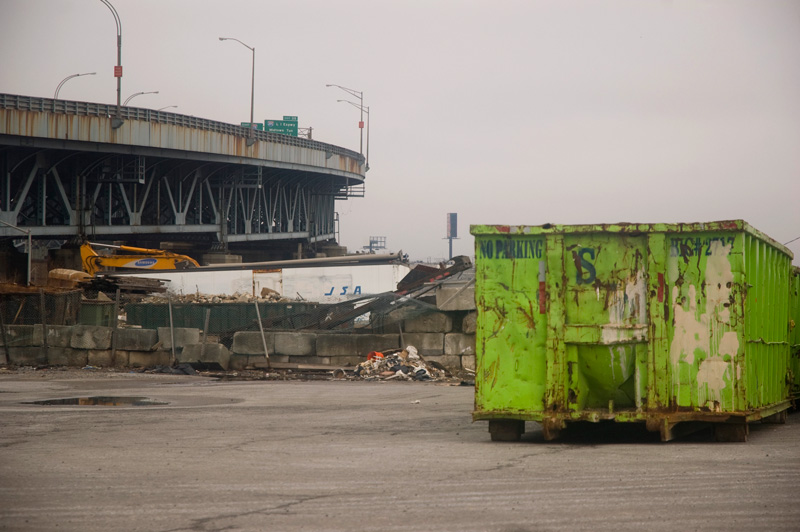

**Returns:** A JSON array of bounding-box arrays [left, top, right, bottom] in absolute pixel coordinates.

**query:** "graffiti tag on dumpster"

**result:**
[[478, 239, 544, 260], [669, 237, 735, 258], [573, 248, 597, 284]]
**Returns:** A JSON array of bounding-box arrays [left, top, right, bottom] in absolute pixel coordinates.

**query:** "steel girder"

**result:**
[[0, 146, 348, 245]]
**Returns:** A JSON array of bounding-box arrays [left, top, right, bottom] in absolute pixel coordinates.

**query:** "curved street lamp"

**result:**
[[337, 99, 370, 171], [99, 0, 122, 113], [327, 84, 364, 156], [123, 91, 159, 106], [157, 105, 178, 111], [219, 36, 256, 146], [54, 72, 96, 99]]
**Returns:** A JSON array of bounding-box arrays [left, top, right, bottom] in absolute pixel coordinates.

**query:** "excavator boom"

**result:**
[[81, 242, 200, 276]]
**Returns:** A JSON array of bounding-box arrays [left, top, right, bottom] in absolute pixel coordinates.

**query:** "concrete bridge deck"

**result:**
[[0, 93, 364, 252]]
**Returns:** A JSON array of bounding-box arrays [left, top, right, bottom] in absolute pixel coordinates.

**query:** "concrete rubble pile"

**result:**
[[353, 345, 446, 381], [140, 287, 290, 305]]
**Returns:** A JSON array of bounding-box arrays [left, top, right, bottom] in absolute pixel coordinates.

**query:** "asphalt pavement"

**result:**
[[0, 370, 798, 531]]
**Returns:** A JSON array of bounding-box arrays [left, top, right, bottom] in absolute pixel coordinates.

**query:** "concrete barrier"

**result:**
[[435, 283, 476, 311], [71, 326, 113, 350], [404, 313, 453, 333], [180, 343, 231, 370], [88, 349, 129, 368], [115, 329, 158, 351], [402, 333, 444, 356], [46, 347, 86, 366], [445, 333, 475, 356], [128, 350, 171, 368], [274, 332, 316, 357], [1, 325, 43, 347], [158, 327, 200, 350], [462, 312, 477, 334], [7, 347, 47, 365], [316, 334, 358, 357], [355, 334, 400, 355], [232, 331, 275, 356]]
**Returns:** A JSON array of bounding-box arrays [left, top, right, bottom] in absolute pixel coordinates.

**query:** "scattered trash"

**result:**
[[353, 346, 446, 382], [411, 400, 421, 404], [82, 365, 98, 371]]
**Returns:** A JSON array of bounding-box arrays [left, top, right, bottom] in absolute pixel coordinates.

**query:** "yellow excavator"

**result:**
[[80, 242, 200, 276]]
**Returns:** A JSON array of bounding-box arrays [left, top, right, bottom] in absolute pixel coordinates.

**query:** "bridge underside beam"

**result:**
[[0, 144, 362, 252]]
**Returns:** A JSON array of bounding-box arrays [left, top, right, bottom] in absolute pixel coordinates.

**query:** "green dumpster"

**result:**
[[79, 300, 115, 327], [471, 220, 794, 442], [790, 266, 800, 401]]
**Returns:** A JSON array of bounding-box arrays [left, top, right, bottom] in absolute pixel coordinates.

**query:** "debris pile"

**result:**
[[139, 289, 292, 305], [354, 346, 446, 381]]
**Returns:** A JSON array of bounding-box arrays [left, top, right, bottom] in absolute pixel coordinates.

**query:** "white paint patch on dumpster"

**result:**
[[669, 242, 735, 367], [697, 355, 730, 409], [704, 240, 734, 324], [607, 269, 647, 325], [669, 284, 709, 366]]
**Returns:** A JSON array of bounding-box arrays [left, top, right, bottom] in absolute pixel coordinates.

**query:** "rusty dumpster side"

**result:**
[[471, 220, 795, 442]]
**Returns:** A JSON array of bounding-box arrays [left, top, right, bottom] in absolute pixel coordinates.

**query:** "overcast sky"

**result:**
[[1, 0, 798, 263]]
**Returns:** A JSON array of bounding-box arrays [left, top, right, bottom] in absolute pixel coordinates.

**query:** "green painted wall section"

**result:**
[[472, 221, 794, 424]]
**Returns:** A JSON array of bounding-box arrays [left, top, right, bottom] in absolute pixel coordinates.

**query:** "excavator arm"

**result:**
[[80, 242, 200, 276]]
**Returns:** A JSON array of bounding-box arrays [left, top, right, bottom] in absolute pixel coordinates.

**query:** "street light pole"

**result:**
[[219, 37, 256, 146], [54, 72, 96, 99], [0, 220, 32, 286], [157, 105, 178, 111], [337, 100, 370, 171], [326, 84, 364, 157], [123, 91, 159, 106], [99, 0, 122, 123]]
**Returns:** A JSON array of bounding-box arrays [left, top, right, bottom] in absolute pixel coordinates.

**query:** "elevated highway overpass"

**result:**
[[0, 93, 365, 260]]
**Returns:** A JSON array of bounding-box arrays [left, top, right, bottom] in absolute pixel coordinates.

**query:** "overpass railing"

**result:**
[[0, 93, 363, 162]]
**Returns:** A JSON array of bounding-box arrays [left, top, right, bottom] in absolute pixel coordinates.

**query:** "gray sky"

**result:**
[[1, 0, 799, 263]]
